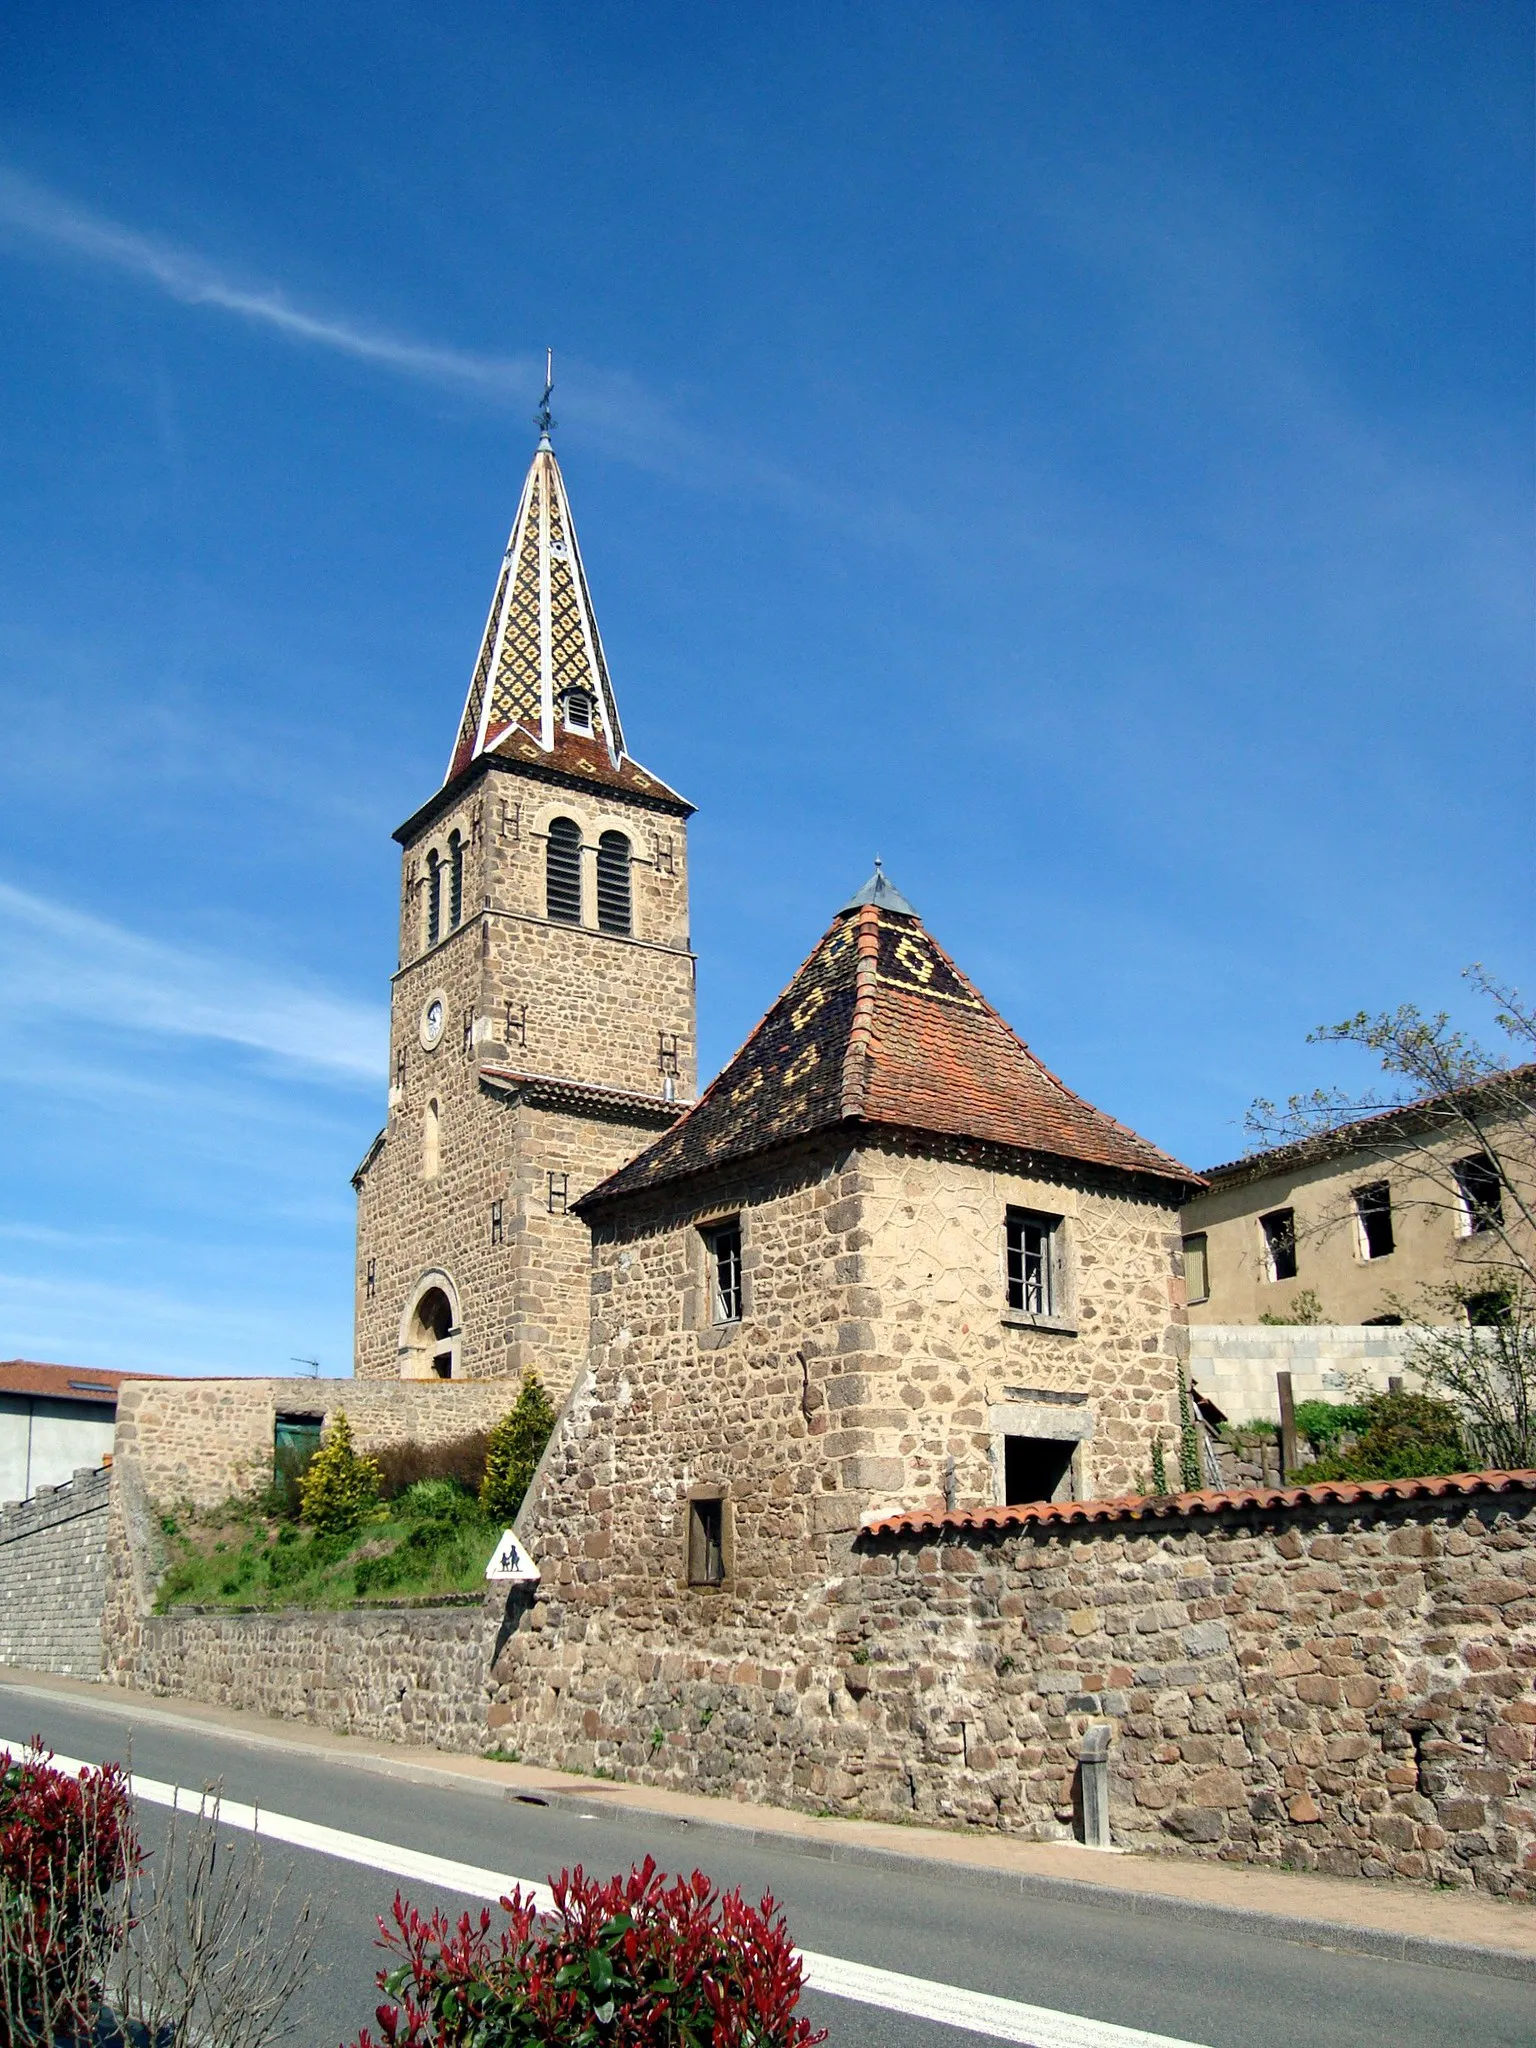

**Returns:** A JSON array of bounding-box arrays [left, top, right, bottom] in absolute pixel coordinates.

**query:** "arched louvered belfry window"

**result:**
[[426, 851, 442, 948], [448, 830, 464, 930], [596, 831, 632, 936], [546, 816, 582, 924]]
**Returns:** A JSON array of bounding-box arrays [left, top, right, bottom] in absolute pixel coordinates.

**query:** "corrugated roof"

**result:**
[[582, 901, 1198, 1207], [863, 1467, 1536, 1537], [0, 1361, 168, 1404]]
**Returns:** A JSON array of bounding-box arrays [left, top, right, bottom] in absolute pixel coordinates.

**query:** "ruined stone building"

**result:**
[[353, 424, 696, 1396]]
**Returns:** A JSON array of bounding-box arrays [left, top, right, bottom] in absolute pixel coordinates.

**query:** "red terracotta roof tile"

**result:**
[[864, 1467, 1536, 1537], [485, 725, 692, 810], [583, 903, 1198, 1206], [0, 1360, 170, 1403]]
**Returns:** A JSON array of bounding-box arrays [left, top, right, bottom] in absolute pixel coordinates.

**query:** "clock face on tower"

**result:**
[[419, 993, 447, 1051]]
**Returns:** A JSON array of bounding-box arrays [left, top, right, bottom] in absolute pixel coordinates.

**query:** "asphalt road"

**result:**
[[1, 1681, 1529, 2048]]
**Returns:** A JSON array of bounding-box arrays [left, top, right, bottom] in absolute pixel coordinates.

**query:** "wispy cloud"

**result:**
[[0, 879, 383, 1084]]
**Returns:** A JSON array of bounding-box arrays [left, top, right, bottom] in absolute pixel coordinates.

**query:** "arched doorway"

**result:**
[[399, 1272, 462, 1379]]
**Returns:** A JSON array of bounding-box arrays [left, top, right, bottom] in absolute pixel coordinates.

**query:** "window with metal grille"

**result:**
[[548, 1172, 569, 1215], [564, 688, 594, 735], [1354, 1182, 1395, 1260], [596, 831, 632, 935], [546, 817, 582, 923], [1261, 1208, 1298, 1282], [688, 1497, 726, 1585], [704, 1221, 742, 1324], [448, 830, 464, 929], [1455, 1152, 1503, 1236], [1005, 1209, 1056, 1315], [426, 852, 441, 947], [1182, 1232, 1210, 1305], [490, 1200, 503, 1246]]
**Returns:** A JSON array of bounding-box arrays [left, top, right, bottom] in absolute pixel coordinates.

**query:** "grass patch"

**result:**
[[154, 1480, 497, 1612]]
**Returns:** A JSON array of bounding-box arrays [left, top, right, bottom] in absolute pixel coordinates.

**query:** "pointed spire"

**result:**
[[840, 857, 917, 917], [446, 383, 626, 784]]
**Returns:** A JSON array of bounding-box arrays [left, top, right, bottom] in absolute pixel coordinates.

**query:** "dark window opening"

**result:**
[[1182, 1233, 1210, 1305], [596, 831, 632, 935], [704, 1221, 742, 1324], [564, 688, 594, 735], [688, 1497, 725, 1585], [548, 1172, 569, 1215], [448, 831, 464, 930], [546, 816, 582, 923], [506, 1002, 527, 1048], [1363, 1313, 1404, 1327], [1455, 1153, 1504, 1235], [1261, 1208, 1298, 1282], [1467, 1287, 1514, 1328], [272, 1413, 324, 1513], [1355, 1182, 1395, 1260], [490, 1200, 503, 1246], [1003, 1435, 1075, 1506], [1005, 1209, 1056, 1315], [426, 852, 441, 947], [658, 1032, 680, 1076], [365, 1258, 376, 1301], [395, 1047, 407, 1091]]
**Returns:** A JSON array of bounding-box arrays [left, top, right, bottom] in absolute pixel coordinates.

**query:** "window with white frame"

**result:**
[[703, 1220, 742, 1325], [563, 688, 594, 735], [1260, 1207, 1298, 1282], [1454, 1152, 1503, 1236]]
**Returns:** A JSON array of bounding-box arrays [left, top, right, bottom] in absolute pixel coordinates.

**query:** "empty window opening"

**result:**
[[1261, 1208, 1298, 1282], [426, 852, 442, 947], [704, 1221, 742, 1324], [658, 1032, 680, 1076], [1004, 1435, 1075, 1506], [546, 816, 582, 923], [506, 1002, 527, 1048], [272, 1413, 324, 1514], [1355, 1182, 1395, 1261], [395, 1046, 407, 1091], [448, 830, 464, 930], [1467, 1287, 1514, 1328], [408, 1285, 456, 1379], [421, 1097, 441, 1179], [596, 831, 632, 935], [563, 688, 594, 735], [1182, 1233, 1210, 1305], [548, 1172, 569, 1215], [688, 1497, 726, 1585], [1455, 1153, 1503, 1236], [1006, 1209, 1057, 1315], [365, 1258, 376, 1302], [490, 1200, 503, 1246]]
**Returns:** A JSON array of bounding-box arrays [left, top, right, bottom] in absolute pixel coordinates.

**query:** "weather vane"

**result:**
[[534, 347, 556, 444]]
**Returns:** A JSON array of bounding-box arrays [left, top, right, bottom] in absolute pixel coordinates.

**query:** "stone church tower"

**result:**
[[352, 421, 696, 1392]]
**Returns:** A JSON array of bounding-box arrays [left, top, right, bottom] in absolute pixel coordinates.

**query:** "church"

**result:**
[[353, 414, 1200, 1531]]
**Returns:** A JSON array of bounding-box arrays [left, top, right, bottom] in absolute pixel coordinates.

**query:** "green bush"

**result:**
[[1293, 1399, 1371, 1455], [298, 1410, 383, 1535], [480, 1372, 558, 1523], [1292, 1390, 1467, 1483]]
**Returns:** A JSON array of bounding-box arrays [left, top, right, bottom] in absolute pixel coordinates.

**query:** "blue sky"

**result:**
[[1, 3, 1530, 1378]]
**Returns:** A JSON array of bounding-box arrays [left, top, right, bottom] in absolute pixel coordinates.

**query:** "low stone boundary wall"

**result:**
[[133, 1597, 505, 1750], [486, 1476, 1536, 1899], [0, 1465, 111, 1676]]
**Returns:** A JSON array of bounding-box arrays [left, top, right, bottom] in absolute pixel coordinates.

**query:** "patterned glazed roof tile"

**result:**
[[863, 1468, 1536, 1537], [486, 725, 691, 809], [582, 901, 1198, 1206]]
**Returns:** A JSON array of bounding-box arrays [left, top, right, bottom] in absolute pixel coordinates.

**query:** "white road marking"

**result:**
[[10, 1740, 1209, 2048]]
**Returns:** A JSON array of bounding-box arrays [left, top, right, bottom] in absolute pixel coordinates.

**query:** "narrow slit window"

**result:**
[[547, 1172, 569, 1215], [1182, 1233, 1210, 1305], [1261, 1208, 1298, 1282], [1454, 1153, 1503, 1236], [1354, 1182, 1395, 1260], [1005, 1209, 1057, 1315], [546, 816, 582, 923], [688, 1497, 725, 1586], [596, 831, 632, 935], [704, 1221, 742, 1324], [448, 830, 464, 930], [426, 851, 442, 947]]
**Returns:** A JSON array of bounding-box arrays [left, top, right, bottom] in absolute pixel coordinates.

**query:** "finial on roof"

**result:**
[[840, 861, 917, 916], [534, 348, 556, 448]]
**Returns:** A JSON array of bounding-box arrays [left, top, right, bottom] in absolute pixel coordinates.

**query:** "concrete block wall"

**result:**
[[0, 1464, 111, 1676], [1190, 1325, 1429, 1424]]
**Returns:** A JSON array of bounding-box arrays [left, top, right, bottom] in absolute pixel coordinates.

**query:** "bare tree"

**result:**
[[1246, 965, 1535, 1468]]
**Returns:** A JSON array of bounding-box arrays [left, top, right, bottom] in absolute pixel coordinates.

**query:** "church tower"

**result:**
[[353, 410, 696, 1392]]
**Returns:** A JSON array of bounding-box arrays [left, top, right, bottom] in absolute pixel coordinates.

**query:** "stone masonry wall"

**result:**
[[131, 1599, 504, 1751], [491, 1481, 1536, 1899], [0, 1464, 111, 1676]]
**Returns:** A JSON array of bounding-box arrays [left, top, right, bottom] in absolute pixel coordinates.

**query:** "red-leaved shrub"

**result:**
[[348, 1856, 827, 2048], [0, 1742, 139, 2044]]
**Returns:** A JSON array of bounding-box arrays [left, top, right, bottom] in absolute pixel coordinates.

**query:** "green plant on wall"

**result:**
[[1149, 1438, 1170, 1495], [298, 1410, 382, 1535], [1177, 1367, 1203, 1492], [480, 1371, 558, 1523]]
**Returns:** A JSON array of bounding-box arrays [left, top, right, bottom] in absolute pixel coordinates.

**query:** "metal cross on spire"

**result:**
[[534, 348, 556, 446]]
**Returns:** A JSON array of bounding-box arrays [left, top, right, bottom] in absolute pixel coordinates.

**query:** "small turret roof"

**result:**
[[581, 896, 1199, 1208]]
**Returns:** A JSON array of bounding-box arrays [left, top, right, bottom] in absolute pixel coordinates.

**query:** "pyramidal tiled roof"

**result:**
[[582, 888, 1198, 1207], [444, 436, 684, 808]]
